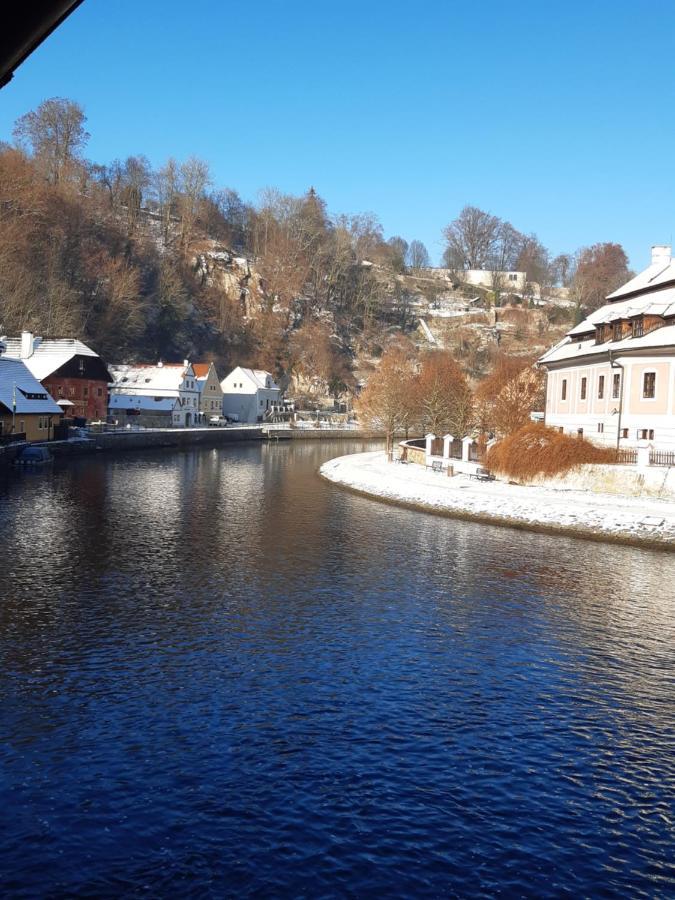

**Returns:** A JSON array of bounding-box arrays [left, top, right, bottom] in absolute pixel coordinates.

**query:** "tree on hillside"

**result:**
[[442, 206, 501, 270], [387, 236, 408, 272], [516, 235, 551, 292], [407, 240, 430, 271], [416, 351, 473, 438], [178, 156, 211, 248], [573, 242, 630, 311], [551, 252, 575, 287], [475, 354, 545, 437], [356, 344, 418, 457], [13, 98, 89, 184]]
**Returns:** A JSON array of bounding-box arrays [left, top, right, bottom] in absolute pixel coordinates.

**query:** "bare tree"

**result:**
[[155, 158, 179, 246], [572, 243, 630, 312], [442, 206, 501, 270], [13, 98, 89, 184], [407, 240, 430, 271], [178, 156, 211, 248]]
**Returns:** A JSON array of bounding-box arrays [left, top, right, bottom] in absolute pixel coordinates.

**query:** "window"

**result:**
[[612, 373, 621, 399], [595, 326, 604, 344], [621, 428, 629, 439], [580, 377, 587, 400], [613, 322, 622, 341], [632, 317, 644, 338], [577, 428, 584, 437], [69, 387, 75, 397], [509, 273, 517, 281], [597, 423, 604, 433], [58, 385, 63, 397], [561, 379, 567, 400], [83, 386, 89, 397], [598, 375, 605, 399], [643, 372, 656, 399], [98, 388, 103, 397], [639, 429, 655, 440]]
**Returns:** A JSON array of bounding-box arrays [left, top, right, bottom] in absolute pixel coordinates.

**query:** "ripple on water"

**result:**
[[0, 441, 674, 897]]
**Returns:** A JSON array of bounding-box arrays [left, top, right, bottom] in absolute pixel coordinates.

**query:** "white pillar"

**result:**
[[442, 433, 453, 461], [425, 433, 436, 463], [462, 435, 474, 462], [637, 439, 650, 468]]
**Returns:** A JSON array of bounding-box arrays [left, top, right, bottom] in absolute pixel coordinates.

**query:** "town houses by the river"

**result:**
[[539, 245, 675, 451]]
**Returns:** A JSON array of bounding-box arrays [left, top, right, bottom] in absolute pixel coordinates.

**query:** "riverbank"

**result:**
[[320, 451, 675, 550], [0, 426, 383, 467]]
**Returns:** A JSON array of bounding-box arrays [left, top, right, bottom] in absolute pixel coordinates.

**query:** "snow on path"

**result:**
[[320, 451, 675, 549]]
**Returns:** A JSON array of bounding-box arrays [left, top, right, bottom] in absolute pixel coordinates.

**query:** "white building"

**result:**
[[539, 245, 675, 450], [221, 367, 281, 424], [463, 269, 527, 293], [109, 361, 201, 427]]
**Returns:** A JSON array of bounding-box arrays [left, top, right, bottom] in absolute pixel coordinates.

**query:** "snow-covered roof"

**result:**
[[222, 366, 280, 392], [567, 287, 675, 337], [109, 394, 179, 412], [109, 363, 192, 393], [540, 323, 675, 366], [1, 335, 104, 381], [0, 357, 62, 415], [607, 257, 675, 301]]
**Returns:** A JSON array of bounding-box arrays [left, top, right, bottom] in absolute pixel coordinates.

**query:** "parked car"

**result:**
[[14, 446, 52, 466], [209, 415, 228, 427]]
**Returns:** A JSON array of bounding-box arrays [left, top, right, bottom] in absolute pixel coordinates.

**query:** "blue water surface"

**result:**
[[1, 440, 674, 897]]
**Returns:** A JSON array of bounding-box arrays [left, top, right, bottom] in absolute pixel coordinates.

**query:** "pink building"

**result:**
[[539, 245, 675, 450]]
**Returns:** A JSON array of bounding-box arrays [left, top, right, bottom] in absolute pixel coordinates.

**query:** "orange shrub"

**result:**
[[485, 424, 616, 481]]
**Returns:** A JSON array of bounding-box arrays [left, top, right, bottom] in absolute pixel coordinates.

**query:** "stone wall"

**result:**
[[531, 464, 675, 500]]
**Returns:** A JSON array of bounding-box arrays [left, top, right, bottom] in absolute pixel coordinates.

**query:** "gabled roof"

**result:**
[[222, 366, 280, 391], [0, 357, 62, 415], [1, 335, 107, 381], [109, 363, 193, 393], [192, 363, 212, 379]]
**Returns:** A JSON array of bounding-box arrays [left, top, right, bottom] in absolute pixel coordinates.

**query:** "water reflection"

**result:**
[[0, 440, 674, 898]]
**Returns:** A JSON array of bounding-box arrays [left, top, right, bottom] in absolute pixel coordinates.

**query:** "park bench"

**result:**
[[469, 466, 496, 482], [426, 460, 444, 473]]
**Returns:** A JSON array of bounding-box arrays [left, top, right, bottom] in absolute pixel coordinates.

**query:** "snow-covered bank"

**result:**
[[320, 451, 675, 549]]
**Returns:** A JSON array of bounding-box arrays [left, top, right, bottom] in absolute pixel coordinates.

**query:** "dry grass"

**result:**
[[485, 424, 616, 480]]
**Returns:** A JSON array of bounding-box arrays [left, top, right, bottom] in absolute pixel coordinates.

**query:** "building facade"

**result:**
[[109, 361, 201, 428], [539, 245, 675, 450], [221, 367, 281, 424], [1, 332, 111, 422], [0, 346, 62, 442], [193, 362, 224, 420]]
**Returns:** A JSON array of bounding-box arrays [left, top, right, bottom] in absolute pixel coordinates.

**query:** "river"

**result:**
[[1, 440, 674, 897]]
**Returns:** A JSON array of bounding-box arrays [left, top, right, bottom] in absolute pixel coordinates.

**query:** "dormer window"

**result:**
[[612, 321, 622, 341], [632, 317, 644, 338], [594, 325, 604, 344]]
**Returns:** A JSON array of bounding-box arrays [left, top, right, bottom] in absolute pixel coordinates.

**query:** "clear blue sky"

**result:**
[[0, 0, 673, 268]]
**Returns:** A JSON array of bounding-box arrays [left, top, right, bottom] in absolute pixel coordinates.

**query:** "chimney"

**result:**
[[651, 245, 671, 266], [20, 331, 34, 359]]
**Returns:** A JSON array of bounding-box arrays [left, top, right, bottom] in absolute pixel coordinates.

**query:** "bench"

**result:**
[[469, 466, 496, 482], [393, 454, 408, 464], [426, 460, 444, 473]]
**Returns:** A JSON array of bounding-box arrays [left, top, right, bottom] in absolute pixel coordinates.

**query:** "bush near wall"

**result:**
[[485, 424, 616, 480]]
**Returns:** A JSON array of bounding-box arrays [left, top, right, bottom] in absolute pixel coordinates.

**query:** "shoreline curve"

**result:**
[[319, 451, 675, 552]]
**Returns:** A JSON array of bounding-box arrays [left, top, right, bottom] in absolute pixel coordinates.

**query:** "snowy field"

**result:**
[[320, 451, 675, 548]]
